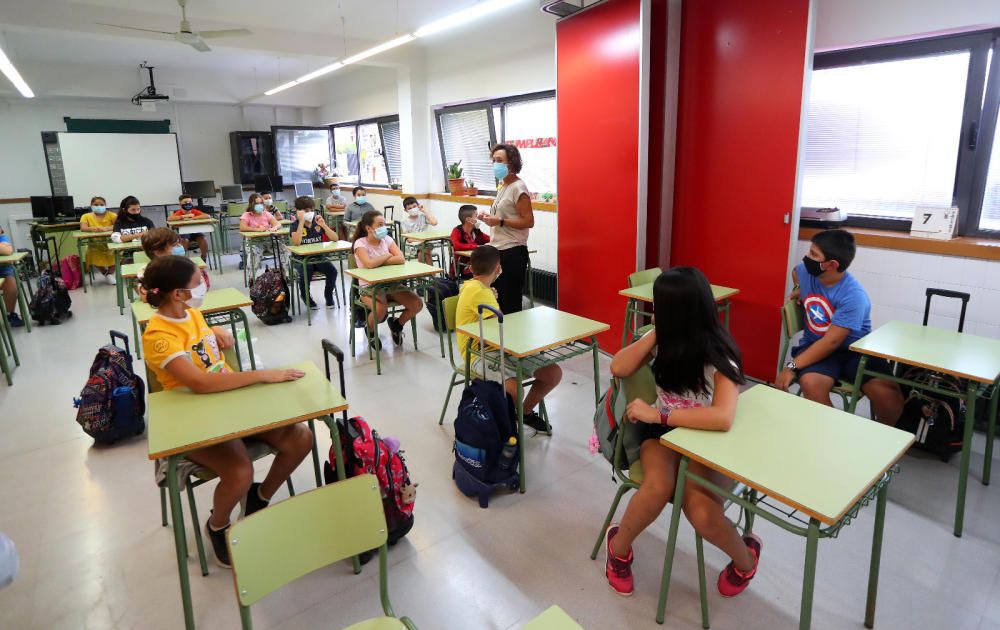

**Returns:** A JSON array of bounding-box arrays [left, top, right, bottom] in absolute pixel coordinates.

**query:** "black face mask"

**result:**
[[802, 255, 825, 277]]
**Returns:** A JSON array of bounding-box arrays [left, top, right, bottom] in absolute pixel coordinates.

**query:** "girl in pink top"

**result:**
[[240, 192, 287, 277], [352, 210, 423, 347]]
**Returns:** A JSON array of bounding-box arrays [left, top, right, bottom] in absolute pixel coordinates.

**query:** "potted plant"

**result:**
[[542, 191, 554, 203], [447, 161, 465, 195], [317, 163, 339, 186], [465, 179, 478, 196]]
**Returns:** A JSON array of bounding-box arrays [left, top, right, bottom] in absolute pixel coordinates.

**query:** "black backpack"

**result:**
[[425, 277, 459, 332], [29, 269, 72, 326], [250, 266, 291, 325], [896, 367, 964, 461]]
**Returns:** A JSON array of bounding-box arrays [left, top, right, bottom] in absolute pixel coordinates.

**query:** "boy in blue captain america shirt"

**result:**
[[776, 229, 903, 425]]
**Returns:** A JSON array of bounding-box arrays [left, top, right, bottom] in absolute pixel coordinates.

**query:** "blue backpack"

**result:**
[[454, 379, 519, 484], [74, 331, 145, 444]]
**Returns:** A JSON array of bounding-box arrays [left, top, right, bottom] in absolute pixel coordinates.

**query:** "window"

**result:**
[[272, 127, 332, 184], [435, 91, 557, 195], [330, 115, 399, 188], [803, 31, 1000, 236]]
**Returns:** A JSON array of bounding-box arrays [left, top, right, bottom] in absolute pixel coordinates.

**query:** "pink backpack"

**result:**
[[59, 256, 83, 290]]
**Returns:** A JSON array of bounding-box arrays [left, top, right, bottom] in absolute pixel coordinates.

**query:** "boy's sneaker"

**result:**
[[105, 273, 116, 285], [244, 482, 270, 517], [523, 411, 550, 436], [326, 299, 336, 309], [605, 525, 634, 596], [718, 533, 762, 597], [8, 313, 23, 328], [387, 317, 404, 346], [204, 514, 232, 569], [307, 298, 319, 310]]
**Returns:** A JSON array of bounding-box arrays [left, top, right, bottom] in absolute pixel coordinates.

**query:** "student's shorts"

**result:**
[[0, 265, 13, 278], [791, 344, 893, 386]]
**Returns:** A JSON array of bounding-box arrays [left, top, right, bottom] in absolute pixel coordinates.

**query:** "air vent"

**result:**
[[540, 0, 585, 18]]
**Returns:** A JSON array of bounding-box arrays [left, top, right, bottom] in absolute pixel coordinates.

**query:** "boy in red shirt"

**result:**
[[450, 204, 490, 278], [170, 193, 210, 260]]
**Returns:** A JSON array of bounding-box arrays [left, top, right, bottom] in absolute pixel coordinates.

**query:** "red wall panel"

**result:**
[[671, 0, 809, 380], [557, 0, 642, 349]]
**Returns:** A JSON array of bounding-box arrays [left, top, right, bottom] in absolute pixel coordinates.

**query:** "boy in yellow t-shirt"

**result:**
[[455, 245, 561, 435], [79, 195, 118, 284]]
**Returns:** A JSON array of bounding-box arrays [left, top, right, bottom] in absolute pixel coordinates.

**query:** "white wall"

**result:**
[[814, 0, 1000, 50], [315, 67, 399, 126]]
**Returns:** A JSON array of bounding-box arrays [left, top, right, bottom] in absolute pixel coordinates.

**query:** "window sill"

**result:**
[[798, 226, 1000, 261], [427, 192, 557, 212]]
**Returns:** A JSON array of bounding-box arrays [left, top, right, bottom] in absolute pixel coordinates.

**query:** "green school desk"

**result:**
[[0, 251, 33, 332], [130, 288, 255, 370], [848, 320, 1000, 537], [457, 305, 609, 492], [0, 278, 17, 385], [240, 229, 290, 287], [658, 385, 913, 630], [31, 221, 78, 267], [167, 217, 224, 273], [402, 227, 454, 272], [618, 282, 739, 347], [109, 240, 144, 314], [72, 230, 113, 292], [286, 240, 353, 325], [346, 261, 444, 375], [147, 361, 350, 630]]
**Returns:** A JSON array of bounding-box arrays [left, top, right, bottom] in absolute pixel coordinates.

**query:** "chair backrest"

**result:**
[[442, 295, 461, 367], [146, 345, 240, 394], [133, 251, 149, 264], [274, 200, 288, 213], [228, 474, 388, 607], [613, 365, 657, 475], [522, 605, 585, 630], [777, 299, 805, 377], [628, 267, 661, 288], [227, 202, 248, 218]]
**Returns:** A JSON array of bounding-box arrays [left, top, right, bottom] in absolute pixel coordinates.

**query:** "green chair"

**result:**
[[0, 282, 18, 386], [624, 267, 661, 344], [149, 346, 310, 578], [347, 255, 418, 360], [522, 606, 584, 629], [436, 295, 548, 428], [778, 299, 859, 411], [227, 474, 418, 630]]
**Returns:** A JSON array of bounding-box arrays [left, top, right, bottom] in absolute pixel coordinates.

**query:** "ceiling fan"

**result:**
[[97, 0, 251, 53]]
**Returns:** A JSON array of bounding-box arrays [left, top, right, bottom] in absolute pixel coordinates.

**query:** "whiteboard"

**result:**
[[58, 132, 183, 208]]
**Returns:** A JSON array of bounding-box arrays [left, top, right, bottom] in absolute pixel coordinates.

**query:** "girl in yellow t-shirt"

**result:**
[[140, 255, 312, 569], [79, 195, 118, 284]]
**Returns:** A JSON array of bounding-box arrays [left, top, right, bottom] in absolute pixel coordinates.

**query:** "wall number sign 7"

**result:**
[[911, 206, 958, 240]]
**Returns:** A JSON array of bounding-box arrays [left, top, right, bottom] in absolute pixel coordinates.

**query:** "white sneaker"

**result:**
[[105, 274, 116, 285]]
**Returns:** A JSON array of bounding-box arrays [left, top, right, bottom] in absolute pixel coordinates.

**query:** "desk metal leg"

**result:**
[[166, 455, 195, 630], [656, 456, 689, 624], [983, 381, 999, 486], [800, 518, 820, 630], [304, 260, 312, 327], [847, 356, 868, 414], [372, 286, 383, 375], [516, 358, 526, 493], [621, 299, 634, 349], [77, 239, 88, 293], [591, 339, 601, 404], [233, 309, 256, 370], [0, 302, 12, 386], [115, 251, 125, 315], [954, 383, 978, 537], [865, 483, 887, 629], [322, 415, 362, 575], [14, 266, 31, 333], [307, 419, 322, 488], [0, 300, 18, 367], [132, 310, 142, 359]]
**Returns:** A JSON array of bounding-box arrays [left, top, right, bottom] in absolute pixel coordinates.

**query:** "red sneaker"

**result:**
[[717, 533, 762, 597], [605, 525, 634, 597]]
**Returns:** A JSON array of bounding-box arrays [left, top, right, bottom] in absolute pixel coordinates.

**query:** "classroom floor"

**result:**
[[2, 257, 1000, 630]]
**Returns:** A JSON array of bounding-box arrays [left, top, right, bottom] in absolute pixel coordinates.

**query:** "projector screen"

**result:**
[[58, 132, 184, 208]]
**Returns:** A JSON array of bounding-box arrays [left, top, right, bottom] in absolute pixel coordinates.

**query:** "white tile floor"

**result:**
[[2, 256, 1000, 629]]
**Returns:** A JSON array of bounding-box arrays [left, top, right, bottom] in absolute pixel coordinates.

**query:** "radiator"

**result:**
[[527, 268, 558, 304]]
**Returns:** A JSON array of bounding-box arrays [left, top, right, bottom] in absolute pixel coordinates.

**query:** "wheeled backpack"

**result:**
[[73, 331, 145, 444], [250, 266, 291, 325]]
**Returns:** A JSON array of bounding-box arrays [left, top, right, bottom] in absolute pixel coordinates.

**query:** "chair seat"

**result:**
[[627, 460, 644, 484], [342, 617, 407, 630], [636, 323, 654, 336]]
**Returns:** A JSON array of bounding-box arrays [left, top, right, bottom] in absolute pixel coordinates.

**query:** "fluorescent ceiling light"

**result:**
[[0, 46, 34, 98], [342, 34, 415, 65], [414, 0, 525, 38], [264, 80, 299, 96], [296, 61, 344, 83]]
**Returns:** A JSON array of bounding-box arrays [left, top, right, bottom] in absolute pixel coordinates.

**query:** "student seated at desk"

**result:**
[[0, 227, 22, 327], [353, 210, 423, 346], [346, 186, 375, 222], [170, 194, 210, 260], [262, 191, 283, 221], [80, 195, 117, 285], [400, 196, 438, 264], [324, 182, 347, 213], [113, 196, 154, 243], [240, 193, 288, 277], [450, 204, 490, 278], [140, 255, 312, 569], [290, 196, 338, 310], [776, 229, 903, 425], [605, 267, 760, 599], [138, 228, 211, 298], [456, 245, 558, 436]]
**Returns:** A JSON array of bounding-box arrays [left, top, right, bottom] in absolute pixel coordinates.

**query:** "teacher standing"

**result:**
[[480, 143, 533, 313]]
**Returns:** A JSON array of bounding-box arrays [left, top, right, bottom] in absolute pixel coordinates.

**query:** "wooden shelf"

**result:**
[[798, 226, 1000, 261]]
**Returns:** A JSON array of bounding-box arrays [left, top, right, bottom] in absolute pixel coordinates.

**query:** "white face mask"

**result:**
[[303, 211, 316, 223], [184, 281, 208, 309], [263, 197, 272, 206], [407, 206, 420, 217]]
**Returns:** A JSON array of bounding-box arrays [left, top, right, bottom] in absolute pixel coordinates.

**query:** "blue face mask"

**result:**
[[254, 203, 264, 213], [92, 205, 106, 214], [493, 163, 509, 181], [181, 203, 194, 211], [356, 195, 366, 205], [171, 244, 186, 256], [374, 226, 388, 240]]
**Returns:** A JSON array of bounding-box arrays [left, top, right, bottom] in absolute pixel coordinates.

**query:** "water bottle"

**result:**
[[499, 437, 517, 472]]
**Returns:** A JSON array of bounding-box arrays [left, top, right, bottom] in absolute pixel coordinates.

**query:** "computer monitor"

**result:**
[[293, 181, 315, 198], [253, 175, 283, 194], [53, 196, 74, 218], [30, 196, 54, 222], [183, 180, 216, 199], [220, 185, 244, 201]]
